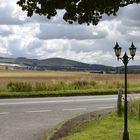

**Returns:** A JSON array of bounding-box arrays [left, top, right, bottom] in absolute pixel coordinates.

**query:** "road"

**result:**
[[0, 94, 140, 140]]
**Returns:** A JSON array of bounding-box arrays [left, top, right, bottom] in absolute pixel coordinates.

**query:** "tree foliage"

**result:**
[[17, 0, 140, 25]]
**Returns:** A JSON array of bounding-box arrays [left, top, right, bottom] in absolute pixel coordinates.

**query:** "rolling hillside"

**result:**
[[0, 57, 114, 71], [0, 57, 139, 72]]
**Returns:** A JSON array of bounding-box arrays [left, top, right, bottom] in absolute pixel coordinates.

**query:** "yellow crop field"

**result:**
[[0, 70, 139, 85]]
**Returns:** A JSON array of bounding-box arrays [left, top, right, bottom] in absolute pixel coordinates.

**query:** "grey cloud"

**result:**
[[69, 40, 94, 53], [27, 14, 50, 24], [0, 28, 13, 36], [37, 24, 108, 40], [122, 19, 140, 28], [125, 34, 140, 43], [99, 4, 139, 22], [29, 10, 65, 24], [7, 39, 45, 58], [7, 39, 27, 57], [121, 4, 140, 21], [117, 24, 132, 35], [25, 40, 60, 57], [116, 4, 140, 28], [0, 16, 22, 25], [0, 1, 24, 25], [27, 40, 42, 52], [116, 22, 140, 43]]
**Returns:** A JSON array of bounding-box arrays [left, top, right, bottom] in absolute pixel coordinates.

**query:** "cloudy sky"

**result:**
[[0, 0, 140, 66]]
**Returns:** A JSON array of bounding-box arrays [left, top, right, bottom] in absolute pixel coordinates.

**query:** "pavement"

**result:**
[[0, 94, 140, 140]]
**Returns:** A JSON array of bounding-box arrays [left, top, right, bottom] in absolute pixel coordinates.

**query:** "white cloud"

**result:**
[[0, 25, 13, 36], [0, 1, 140, 65]]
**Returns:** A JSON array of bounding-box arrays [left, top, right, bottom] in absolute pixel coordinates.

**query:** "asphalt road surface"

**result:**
[[0, 94, 140, 140]]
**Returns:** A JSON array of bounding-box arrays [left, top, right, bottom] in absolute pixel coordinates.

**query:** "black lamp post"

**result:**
[[114, 42, 136, 140]]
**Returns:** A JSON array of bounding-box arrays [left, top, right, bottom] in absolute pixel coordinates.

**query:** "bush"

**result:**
[[71, 80, 89, 89], [46, 81, 66, 91], [34, 82, 47, 91], [89, 80, 96, 86], [7, 82, 32, 92]]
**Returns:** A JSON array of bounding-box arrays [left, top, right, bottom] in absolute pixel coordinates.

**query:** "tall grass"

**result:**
[[7, 82, 32, 92], [117, 90, 140, 120], [6, 80, 97, 92], [34, 82, 47, 91], [5, 78, 140, 95], [128, 99, 140, 120]]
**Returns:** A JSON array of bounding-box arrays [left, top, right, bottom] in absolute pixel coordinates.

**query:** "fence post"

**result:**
[[117, 88, 123, 116]]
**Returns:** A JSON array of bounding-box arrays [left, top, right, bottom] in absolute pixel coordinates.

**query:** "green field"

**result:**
[[0, 70, 140, 97]]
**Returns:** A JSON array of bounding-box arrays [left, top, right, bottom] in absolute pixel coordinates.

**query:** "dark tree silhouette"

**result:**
[[17, 0, 140, 25]]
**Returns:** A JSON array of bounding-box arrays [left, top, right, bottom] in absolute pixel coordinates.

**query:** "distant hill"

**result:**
[[0, 57, 139, 72], [0, 57, 114, 71], [118, 65, 140, 73]]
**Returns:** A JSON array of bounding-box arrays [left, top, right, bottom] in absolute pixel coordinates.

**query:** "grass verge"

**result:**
[[0, 88, 140, 98], [0, 89, 117, 98], [45, 99, 140, 140], [61, 113, 140, 140], [45, 112, 140, 140]]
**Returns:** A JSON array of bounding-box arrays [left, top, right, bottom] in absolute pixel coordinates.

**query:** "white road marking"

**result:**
[[0, 98, 117, 106], [0, 112, 9, 115], [99, 106, 114, 109], [63, 108, 87, 111], [25, 110, 52, 113]]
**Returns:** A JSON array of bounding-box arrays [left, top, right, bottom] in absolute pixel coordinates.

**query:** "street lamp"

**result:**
[[114, 42, 136, 140]]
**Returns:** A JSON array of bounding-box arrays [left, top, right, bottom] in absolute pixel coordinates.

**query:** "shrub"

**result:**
[[71, 80, 89, 89], [34, 82, 47, 91], [46, 81, 66, 91], [89, 80, 96, 86], [7, 82, 32, 92]]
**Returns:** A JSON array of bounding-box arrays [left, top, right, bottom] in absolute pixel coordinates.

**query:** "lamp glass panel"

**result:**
[[115, 47, 121, 57], [129, 48, 136, 57]]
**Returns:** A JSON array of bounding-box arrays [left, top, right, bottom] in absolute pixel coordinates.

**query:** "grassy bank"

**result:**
[[61, 113, 140, 140], [1, 89, 140, 98], [46, 99, 140, 140]]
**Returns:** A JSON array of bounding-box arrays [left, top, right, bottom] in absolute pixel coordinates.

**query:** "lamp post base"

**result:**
[[123, 131, 129, 140]]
